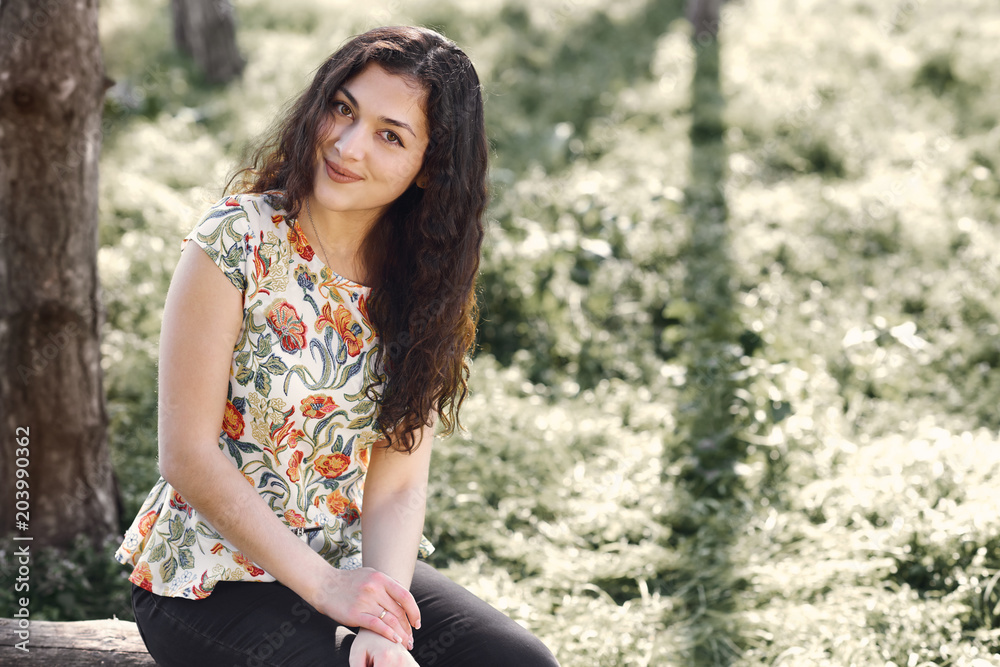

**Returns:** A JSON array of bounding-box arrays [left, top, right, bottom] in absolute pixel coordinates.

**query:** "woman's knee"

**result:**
[[484, 629, 560, 666], [417, 617, 558, 666], [409, 563, 559, 666]]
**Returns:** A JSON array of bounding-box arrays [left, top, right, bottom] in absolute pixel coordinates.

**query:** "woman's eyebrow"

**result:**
[[339, 86, 417, 138]]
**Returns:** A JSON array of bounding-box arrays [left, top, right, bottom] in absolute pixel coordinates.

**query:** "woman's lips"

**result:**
[[325, 159, 362, 183]]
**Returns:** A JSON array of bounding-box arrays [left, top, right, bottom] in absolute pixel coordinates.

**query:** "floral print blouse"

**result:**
[[115, 192, 432, 599]]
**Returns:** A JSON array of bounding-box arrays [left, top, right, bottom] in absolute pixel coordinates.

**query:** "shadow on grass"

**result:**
[[657, 10, 750, 666]]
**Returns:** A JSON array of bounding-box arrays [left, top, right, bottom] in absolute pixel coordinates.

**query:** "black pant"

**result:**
[[131, 561, 559, 666]]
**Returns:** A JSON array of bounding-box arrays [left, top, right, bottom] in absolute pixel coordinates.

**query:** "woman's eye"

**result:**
[[335, 102, 352, 117], [383, 131, 402, 146]]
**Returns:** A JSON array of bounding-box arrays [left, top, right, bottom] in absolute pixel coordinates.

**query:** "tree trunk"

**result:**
[[0, 0, 118, 547], [687, 0, 723, 40], [171, 0, 245, 84]]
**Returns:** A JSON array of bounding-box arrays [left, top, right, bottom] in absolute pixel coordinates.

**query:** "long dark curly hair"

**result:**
[[230, 26, 487, 451]]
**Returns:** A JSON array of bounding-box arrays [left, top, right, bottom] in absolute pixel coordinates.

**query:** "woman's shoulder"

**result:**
[[188, 191, 296, 247], [208, 191, 289, 223], [184, 191, 291, 261]]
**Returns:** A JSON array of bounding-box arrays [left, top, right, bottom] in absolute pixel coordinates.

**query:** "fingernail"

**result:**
[[394, 634, 402, 643]]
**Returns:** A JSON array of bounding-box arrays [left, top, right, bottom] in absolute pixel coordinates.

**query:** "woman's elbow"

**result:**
[[157, 443, 184, 488], [157, 438, 204, 492]]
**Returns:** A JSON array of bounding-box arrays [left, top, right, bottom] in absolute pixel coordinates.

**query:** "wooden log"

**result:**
[[0, 618, 155, 665]]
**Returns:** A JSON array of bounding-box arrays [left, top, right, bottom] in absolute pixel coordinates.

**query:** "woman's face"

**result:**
[[311, 64, 430, 225]]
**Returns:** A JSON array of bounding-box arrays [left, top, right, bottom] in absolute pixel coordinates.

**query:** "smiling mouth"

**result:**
[[325, 159, 362, 183]]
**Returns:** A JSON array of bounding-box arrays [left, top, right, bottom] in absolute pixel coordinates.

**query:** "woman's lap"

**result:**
[[131, 571, 352, 666], [406, 563, 557, 666], [131, 561, 558, 667]]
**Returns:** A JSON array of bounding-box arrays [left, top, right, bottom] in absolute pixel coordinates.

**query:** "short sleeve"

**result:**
[[181, 196, 252, 294]]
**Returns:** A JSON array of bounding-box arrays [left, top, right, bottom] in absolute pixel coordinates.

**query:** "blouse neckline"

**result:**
[[288, 215, 372, 291]]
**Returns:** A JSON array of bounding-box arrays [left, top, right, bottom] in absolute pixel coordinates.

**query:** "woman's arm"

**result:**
[[361, 423, 435, 590], [349, 422, 434, 664], [157, 243, 417, 646]]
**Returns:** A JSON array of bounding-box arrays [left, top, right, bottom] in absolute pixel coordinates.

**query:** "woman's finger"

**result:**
[[373, 602, 415, 648], [347, 647, 367, 667], [383, 582, 421, 630], [366, 608, 405, 646]]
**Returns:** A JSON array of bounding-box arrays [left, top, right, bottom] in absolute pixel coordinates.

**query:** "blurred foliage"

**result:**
[[13, 0, 1000, 665], [0, 534, 133, 621]]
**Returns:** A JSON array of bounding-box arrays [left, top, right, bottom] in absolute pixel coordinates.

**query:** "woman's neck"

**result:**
[[303, 195, 376, 284]]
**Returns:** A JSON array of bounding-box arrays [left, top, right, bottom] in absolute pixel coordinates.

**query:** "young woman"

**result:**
[[115, 26, 559, 667]]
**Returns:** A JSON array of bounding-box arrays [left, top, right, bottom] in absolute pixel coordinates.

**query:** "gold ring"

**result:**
[[378, 609, 387, 620]]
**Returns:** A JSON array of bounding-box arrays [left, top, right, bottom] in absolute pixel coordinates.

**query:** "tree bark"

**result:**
[[686, 0, 723, 40], [0, 0, 118, 547], [171, 0, 246, 84]]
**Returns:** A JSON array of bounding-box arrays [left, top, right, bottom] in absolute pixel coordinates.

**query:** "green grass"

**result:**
[[7, 0, 1000, 665]]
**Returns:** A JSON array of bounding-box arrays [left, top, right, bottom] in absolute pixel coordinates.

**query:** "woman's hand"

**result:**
[[310, 566, 420, 648], [350, 629, 418, 667]]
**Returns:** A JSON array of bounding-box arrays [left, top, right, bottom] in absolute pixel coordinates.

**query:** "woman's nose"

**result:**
[[335, 124, 367, 161]]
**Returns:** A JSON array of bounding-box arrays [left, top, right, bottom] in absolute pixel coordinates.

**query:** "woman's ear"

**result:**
[[415, 173, 428, 189]]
